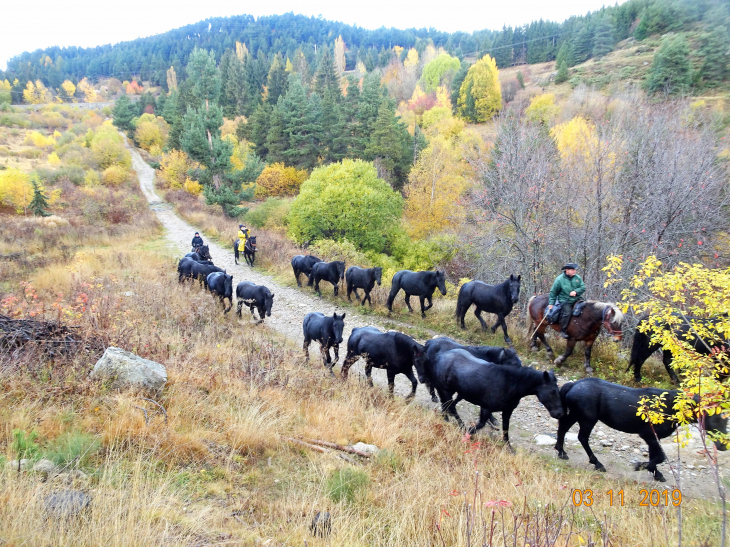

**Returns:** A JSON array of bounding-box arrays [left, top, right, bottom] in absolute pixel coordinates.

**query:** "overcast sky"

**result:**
[[1, 0, 627, 71]]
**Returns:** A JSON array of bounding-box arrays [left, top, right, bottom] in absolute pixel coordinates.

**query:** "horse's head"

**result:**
[[412, 344, 429, 384], [374, 267, 383, 286], [601, 304, 625, 342], [435, 270, 447, 296], [249, 236, 257, 248], [508, 274, 521, 304], [223, 273, 234, 297], [198, 245, 211, 260], [535, 370, 564, 420], [265, 290, 274, 317], [336, 261, 346, 280], [332, 312, 346, 345]]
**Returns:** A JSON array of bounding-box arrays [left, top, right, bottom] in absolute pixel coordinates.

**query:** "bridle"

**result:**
[[245, 239, 256, 253], [600, 306, 623, 339]]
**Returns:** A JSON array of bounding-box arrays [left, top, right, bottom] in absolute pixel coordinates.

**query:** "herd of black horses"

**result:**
[[175, 243, 728, 482]]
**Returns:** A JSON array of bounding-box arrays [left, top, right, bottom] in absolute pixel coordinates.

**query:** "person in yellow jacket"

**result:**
[[237, 224, 250, 252]]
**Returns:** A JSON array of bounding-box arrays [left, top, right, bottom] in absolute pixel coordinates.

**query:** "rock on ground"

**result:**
[[90, 346, 167, 391], [43, 490, 91, 518]]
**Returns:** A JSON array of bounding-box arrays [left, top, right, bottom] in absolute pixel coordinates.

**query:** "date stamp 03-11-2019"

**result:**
[[571, 489, 683, 507]]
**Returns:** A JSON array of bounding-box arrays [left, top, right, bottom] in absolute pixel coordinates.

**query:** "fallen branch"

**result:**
[[303, 438, 372, 458], [282, 437, 329, 454]]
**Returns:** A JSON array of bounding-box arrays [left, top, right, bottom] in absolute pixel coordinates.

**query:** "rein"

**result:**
[[599, 306, 623, 337]]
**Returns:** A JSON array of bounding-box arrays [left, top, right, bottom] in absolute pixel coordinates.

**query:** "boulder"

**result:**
[[7, 458, 30, 471], [33, 459, 58, 479], [350, 442, 379, 456], [534, 435, 555, 446], [90, 347, 167, 391], [43, 490, 91, 518]]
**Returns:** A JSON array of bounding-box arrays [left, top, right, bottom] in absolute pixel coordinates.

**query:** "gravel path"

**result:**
[[130, 145, 728, 500]]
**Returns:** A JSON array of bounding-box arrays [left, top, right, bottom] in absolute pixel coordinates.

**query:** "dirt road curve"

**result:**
[[129, 144, 728, 499]]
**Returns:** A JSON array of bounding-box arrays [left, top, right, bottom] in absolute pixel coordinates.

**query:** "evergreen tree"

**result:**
[[321, 89, 347, 163], [250, 102, 272, 158], [315, 45, 340, 99], [592, 17, 615, 58], [450, 63, 469, 112], [29, 177, 50, 217], [366, 101, 411, 188], [222, 51, 246, 117], [242, 50, 268, 116], [112, 95, 135, 131], [556, 39, 575, 68], [644, 34, 693, 95], [283, 76, 319, 170], [161, 91, 178, 125], [700, 26, 730, 86], [266, 54, 289, 105], [571, 24, 593, 64], [554, 61, 569, 84], [187, 48, 221, 107], [265, 100, 288, 164]]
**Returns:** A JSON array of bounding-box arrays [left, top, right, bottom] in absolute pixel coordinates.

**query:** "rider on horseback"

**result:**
[[237, 224, 250, 252], [547, 263, 585, 339], [191, 232, 203, 251]]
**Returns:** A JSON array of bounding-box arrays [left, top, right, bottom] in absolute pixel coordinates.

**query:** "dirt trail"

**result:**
[[130, 145, 728, 499]]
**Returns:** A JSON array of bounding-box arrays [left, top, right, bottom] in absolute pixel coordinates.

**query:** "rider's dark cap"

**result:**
[[562, 263, 579, 271]]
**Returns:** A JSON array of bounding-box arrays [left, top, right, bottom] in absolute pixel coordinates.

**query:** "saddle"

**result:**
[[546, 301, 586, 324]]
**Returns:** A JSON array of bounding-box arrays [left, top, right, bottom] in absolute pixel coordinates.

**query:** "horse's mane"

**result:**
[[590, 301, 624, 327]]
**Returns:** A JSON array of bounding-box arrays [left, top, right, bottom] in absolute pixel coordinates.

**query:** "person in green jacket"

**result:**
[[548, 263, 586, 339]]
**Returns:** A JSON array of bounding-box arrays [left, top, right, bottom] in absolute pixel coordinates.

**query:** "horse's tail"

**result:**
[[455, 282, 470, 319], [386, 272, 402, 310], [526, 295, 537, 326], [559, 381, 575, 415]]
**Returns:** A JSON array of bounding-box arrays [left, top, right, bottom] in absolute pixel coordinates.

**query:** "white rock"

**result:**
[[620, 445, 630, 451], [90, 346, 167, 391], [565, 433, 579, 441], [535, 435, 555, 446], [33, 459, 58, 478], [7, 459, 30, 471], [351, 442, 380, 456], [601, 440, 613, 447]]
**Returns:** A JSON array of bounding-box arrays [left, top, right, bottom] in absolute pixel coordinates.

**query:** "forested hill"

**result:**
[[2, 0, 715, 90]]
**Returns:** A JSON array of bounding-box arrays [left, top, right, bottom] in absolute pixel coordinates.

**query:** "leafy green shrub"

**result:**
[[18, 148, 44, 159], [11, 429, 40, 470], [43, 430, 100, 467], [35, 166, 85, 185], [326, 467, 369, 504], [373, 449, 405, 473], [309, 238, 369, 265], [246, 197, 290, 229], [288, 159, 403, 252], [390, 232, 457, 271]]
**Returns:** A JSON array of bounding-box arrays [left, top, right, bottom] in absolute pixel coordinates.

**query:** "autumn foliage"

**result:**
[[255, 163, 307, 197]]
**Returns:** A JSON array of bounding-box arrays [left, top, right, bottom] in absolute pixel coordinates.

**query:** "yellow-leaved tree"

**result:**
[[77, 78, 100, 102], [604, 255, 730, 522], [457, 54, 501, 123], [60, 80, 76, 102], [525, 93, 559, 124], [23, 80, 52, 104], [0, 168, 33, 212], [404, 135, 469, 239], [550, 116, 598, 162], [255, 163, 308, 197], [134, 114, 169, 151], [0, 80, 11, 104], [158, 150, 198, 189]]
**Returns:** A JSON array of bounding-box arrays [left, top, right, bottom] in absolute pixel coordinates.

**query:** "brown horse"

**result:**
[[527, 295, 624, 374]]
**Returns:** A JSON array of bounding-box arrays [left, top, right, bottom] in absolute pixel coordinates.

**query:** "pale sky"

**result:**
[[1, 0, 627, 71]]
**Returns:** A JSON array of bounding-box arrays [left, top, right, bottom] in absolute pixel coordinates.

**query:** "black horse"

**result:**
[[206, 272, 234, 313], [236, 281, 274, 323], [292, 255, 322, 287], [178, 257, 222, 285], [628, 313, 729, 384], [311, 261, 346, 296], [455, 276, 521, 345], [186, 244, 212, 262], [192, 262, 225, 289], [346, 266, 382, 306], [303, 312, 346, 371], [555, 378, 727, 482], [414, 348, 563, 449], [234, 237, 257, 266], [341, 327, 424, 399], [386, 270, 447, 318]]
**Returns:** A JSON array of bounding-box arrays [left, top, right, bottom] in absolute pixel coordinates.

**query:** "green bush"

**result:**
[[36, 166, 85, 185], [246, 197, 290, 229], [43, 430, 100, 467], [390, 232, 457, 271], [288, 159, 403, 252], [326, 467, 369, 504], [309, 238, 369, 265]]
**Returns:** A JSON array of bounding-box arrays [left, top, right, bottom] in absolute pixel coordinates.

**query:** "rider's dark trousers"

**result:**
[[560, 302, 574, 333]]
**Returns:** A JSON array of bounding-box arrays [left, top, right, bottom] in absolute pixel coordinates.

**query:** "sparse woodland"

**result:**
[[2, 0, 730, 544]]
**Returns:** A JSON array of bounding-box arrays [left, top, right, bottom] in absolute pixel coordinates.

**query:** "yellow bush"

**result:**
[[0, 168, 32, 212], [84, 170, 101, 186], [525, 93, 559, 124], [29, 131, 55, 148], [53, 130, 62, 139], [255, 163, 308, 197], [47, 152, 61, 166], [134, 114, 169, 151], [101, 166, 129, 186], [183, 178, 203, 195], [149, 144, 162, 157], [90, 125, 131, 169], [159, 150, 195, 189]]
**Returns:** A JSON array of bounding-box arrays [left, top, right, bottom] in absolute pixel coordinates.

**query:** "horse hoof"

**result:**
[[553, 357, 563, 366], [505, 444, 516, 455], [596, 464, 606, 473], [557, 452, 569, 461], [584, 366, 593, 374], [654, 472, 667, 483], [530, 346, 539, 353], [431, 395, 439, 403]]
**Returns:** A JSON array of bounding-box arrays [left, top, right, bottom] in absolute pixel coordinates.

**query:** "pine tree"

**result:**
[[29, 178, 50, 217], [250, 102, 272, 158], [700, 26, 730, 86], [366, 101, 409, 186], [283, 76, 319, 170], [450, 64, 469, 112], [592, 18, 615, 58], [266, 54, 289, 105], [645, 34, 693, 95], [556, 39, 575, 68], [112, 95, 135, 131], [571, 24, 593, 64], [555, 61, 569, 84], [223, 53, 246, 117], [315, 45, 340, 99], [321, 89, 347, 162], [265, 101, 288, 164]]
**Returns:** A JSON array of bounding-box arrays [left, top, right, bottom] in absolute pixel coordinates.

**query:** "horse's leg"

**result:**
[[314, 278, 321, 296], [365, 360, 374, 387], [419, 295, 427, 318], [236, 300, 243, 318], [577, 419, 604, 472], [294, 269, 302, 287], [425, 293, 434, 311], [539, 331, 554, 360], [662, 350, 679, 384], [341, 352, 358, 379], [333, 280, 338, 296], [469, 407, 494, 434], [637, 435, 668, 482], [404, 294, 414, 313], [475, 308, 489, 331], [554, 337, 576, 366], [347, 285, 355, 302], [440, 391, 464, 427], [303, 337, 311, 362], [321, 343, 333, 373], [582, 337, 595, 374], [496, 313, 512, 345], [555, 413, 579, 460], [386, 369, 396, 398], [428, 383, 439, 403], [404, 368, 418, 400], [500, 407, 517, 453]]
